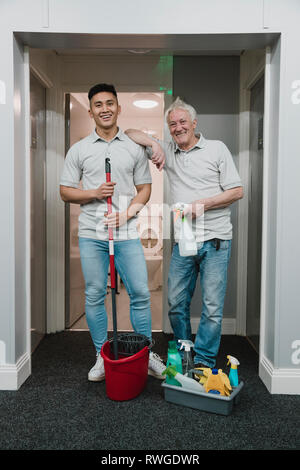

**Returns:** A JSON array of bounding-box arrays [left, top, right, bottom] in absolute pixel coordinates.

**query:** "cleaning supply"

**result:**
[[227, 355, 240, 387], [193, 366, 212, 385], [204, 368, 229, 396], [174, 203, 197, 256], [163, 365, 205, 392], [178, 339, 194, 375], [166, 341, 183, 386], [194, 366, 232, 396]]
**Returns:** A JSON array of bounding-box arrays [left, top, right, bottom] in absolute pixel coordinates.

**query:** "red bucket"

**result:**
[[101, 340, 149, 401]]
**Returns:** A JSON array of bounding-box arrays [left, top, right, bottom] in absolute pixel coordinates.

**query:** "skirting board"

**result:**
[[164, 317, 236, 335], [0, 352, 31, 390], [259, 355, 300, 395]]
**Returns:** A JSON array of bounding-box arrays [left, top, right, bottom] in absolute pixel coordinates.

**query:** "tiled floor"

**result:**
[[70, 284, 163, 331]]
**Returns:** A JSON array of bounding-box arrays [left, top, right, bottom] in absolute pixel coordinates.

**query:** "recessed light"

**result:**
[[128, 49, 152, 54], [133, 100, 159, 109]]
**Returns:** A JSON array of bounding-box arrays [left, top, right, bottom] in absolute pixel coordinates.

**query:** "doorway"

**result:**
[[246, 74, 264, 353], [30, 72, 47, 352], [64, 91, 165, 332]]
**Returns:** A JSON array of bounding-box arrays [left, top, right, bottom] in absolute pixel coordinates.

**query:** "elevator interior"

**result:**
[[27, 38, 264, 356]]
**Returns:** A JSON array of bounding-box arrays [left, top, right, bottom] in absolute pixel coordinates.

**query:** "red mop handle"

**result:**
[[105, 158, 116, 289]]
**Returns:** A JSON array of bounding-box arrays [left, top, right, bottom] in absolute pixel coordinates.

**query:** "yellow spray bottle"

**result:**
[[227, 355, 240, 387]]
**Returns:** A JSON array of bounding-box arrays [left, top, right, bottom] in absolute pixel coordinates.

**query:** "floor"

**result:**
[[1, 331, 300, 451]]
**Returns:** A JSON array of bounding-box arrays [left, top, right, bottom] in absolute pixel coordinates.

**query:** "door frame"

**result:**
[[24, 46, 54, 360], [245, 72, 265, 352], [236, 52, 266, 337], [29, 70, 48, 352]]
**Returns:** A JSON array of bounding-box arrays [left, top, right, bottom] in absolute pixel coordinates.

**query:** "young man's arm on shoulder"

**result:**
[[125, 129, 165, 171]]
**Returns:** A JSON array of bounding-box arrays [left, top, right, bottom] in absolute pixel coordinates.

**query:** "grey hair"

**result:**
[[165, 97, 197, 123]]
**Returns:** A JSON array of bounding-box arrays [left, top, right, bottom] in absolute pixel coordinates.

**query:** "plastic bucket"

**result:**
[[101, 340, 149, 401]]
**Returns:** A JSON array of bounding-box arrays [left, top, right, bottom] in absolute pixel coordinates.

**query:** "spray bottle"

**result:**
[[178, 339, 194, 376], [174, 203, 197, 257], [166, 341, 183, 386], [227, 355, 240, 387], [163, 365, 205, 393]]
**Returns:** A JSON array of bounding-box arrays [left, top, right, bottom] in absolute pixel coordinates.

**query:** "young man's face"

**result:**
[[167, 108, 197, 149], [89, 91, 121, 131]]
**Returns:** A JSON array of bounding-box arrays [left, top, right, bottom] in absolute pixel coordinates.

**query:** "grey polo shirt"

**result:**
[[147, 134, 242, 242], [60, 128, 152, 241]]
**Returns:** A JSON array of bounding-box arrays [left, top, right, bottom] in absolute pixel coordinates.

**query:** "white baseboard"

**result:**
[[259, 355, 300, 395], [164, 317, 236, 335], [0, 352, 31, 390]]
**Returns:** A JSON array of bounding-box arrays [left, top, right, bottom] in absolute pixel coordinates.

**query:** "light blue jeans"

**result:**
[[79, 237, 151, 353], [168, 239, 232, 368]]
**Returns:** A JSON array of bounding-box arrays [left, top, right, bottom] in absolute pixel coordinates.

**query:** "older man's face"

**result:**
[[167, 108, 197, 150]]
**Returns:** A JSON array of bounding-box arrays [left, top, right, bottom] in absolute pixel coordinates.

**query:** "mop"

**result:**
[[105, 157, 119, 360], [105, 157, 150, 360], [101, 158, 153, 400]]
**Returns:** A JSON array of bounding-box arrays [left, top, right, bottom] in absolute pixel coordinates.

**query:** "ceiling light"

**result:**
[[133, 99, 159, 109], [128, 49, 152, 54]]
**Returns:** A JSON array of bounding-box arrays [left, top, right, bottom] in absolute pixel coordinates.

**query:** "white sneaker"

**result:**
[[148, 352, 166, 380], [88, 354, 105, 382]]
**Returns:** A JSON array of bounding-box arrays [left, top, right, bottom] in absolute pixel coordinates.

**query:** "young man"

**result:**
[[60, 83, 165, 381], [125, 97, 243, 369]]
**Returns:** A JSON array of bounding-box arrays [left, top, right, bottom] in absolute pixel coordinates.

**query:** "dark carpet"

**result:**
[[0, 331, 299, 451]]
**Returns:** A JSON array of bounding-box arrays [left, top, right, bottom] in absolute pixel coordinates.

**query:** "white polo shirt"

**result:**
[[147, 134, 242, 242], [60, 128, 152, 240]]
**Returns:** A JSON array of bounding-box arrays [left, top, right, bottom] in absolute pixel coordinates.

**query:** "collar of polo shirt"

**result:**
[[174, 133, 206, 153], [90, 127, 126, 143]]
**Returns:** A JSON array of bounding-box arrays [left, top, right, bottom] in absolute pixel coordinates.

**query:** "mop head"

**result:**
[[109, 333, 152, 357]]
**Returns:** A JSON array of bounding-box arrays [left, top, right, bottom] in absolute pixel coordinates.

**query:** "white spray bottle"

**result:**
[[163, 365, 205, 392], [178, 339, 194, 376], [175, 203, 197, 257]]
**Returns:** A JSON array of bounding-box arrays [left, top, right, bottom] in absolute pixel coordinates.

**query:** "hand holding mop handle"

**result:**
[[105, 158, 116, 289], [105, 157, 118, 359]]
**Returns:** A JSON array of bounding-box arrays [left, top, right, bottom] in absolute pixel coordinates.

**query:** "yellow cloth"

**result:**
[[194, 368, 232, 396]]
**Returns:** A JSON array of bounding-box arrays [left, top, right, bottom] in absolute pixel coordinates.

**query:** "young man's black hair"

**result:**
[[88, 83, 118, 102]]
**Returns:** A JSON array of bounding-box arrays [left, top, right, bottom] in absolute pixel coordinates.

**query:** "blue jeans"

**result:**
[[79, 237, 151, 353], [168, 239, 232, 368]]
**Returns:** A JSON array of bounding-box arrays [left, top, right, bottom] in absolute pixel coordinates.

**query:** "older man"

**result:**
[[125, 97, 243, 368]]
